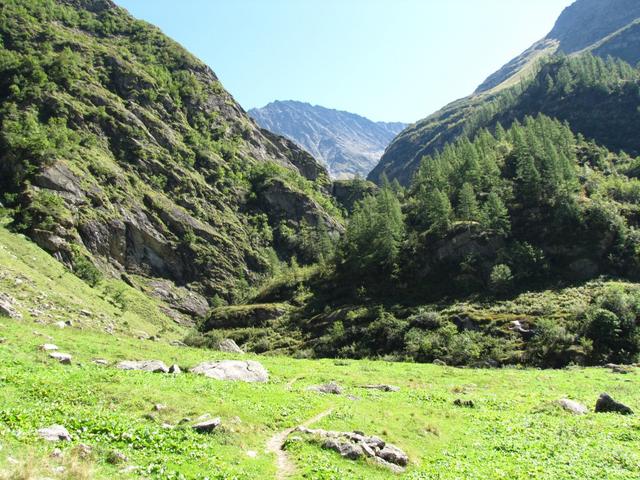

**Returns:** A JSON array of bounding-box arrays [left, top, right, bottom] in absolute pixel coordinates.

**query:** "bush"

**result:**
[[489, 264, 514, 295], [72, 253, 103, 287]]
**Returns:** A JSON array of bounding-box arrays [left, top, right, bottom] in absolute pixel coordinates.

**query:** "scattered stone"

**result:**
[[49, 352, 72, 365], [178, 417, 192, 425], [595, 393, 634, 415], [190, 360, 269, 383], [0, 337, 6, 344], [153, 404, 167, 412], [558, 398, 588, 415], [79, 309, 92, 317], [116, 360, 169, 373], [40, 344, 59, 351], [453, 399, 475, 408], [361, 384, 400, 392], [93, 359, 109, 366], [119, 466, 138, 474], [38, 425, 72, 442], [193, 417, 221, 433], [433, 359, 447, 366], [107, 450, 128, 465], [607, 363, 634, 374], [307, 382, 343, 395], [217, 338, 244, 354], [54, 321, 66, 329], [161, 423, 173, 429], [296, 427, 407, 471], [246, 450, 257, 458], [168, 364, 182, 374]]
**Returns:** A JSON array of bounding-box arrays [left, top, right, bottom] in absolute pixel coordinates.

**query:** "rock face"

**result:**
[[371, 0, 640, 186], [558, 399, 589, 415], [595, 393, 634, 415], [250, 101, 407, 179], [116, 360, 170, 374], [190, 360, 269, 383], [38, 425, 72, 442], [296, 427, 408, 472], [0, 0, 342, 315]]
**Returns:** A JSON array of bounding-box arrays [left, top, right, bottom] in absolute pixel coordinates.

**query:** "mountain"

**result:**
[[0, 0, 342, 320], [249, 100, 407, 179], [370, 0, 640, 185]]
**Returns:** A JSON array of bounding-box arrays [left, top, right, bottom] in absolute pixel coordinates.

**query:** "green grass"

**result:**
[[0, 221, 639, 479], [0, 317, 639, 479]]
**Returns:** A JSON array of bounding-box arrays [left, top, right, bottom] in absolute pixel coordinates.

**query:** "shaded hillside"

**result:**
[[370, 0, 640, 185], [249, 101, 406, 179], [0, 0, 342, 317]]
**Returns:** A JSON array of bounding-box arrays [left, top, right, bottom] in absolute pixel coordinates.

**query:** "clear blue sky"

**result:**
[[114, 0, 574, 123]]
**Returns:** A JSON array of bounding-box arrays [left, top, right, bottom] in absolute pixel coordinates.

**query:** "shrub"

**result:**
[[489, 264, 514, 295]]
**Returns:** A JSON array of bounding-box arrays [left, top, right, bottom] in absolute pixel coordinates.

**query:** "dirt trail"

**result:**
[[266, 408, 333, 479]]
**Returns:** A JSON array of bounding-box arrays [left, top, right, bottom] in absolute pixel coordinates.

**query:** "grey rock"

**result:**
[[378, 443, 409, 467], [595, 393, 634, 415], [0, 293, 21, 320], [433, 359, 447, 366], [190, 360, 269, 382], [38, 425, 72, 442], [93, 359, 109, 366], [193, 417, 221, 433], [558, 398, 589, 415], [307, 382, 343, 395], [168, 364, 182, 374], [322, 438, 363, 460], [117, 360, 169, 373], [361, 384, 399, 392], [217, 338, 244, 354], [49, 352, 72, 365], [40, 344, 59, 351]]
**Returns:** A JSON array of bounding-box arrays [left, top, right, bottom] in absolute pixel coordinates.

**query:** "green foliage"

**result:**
[[489, 264, 514, 295]]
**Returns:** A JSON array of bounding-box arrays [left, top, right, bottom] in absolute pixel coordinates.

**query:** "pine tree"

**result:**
[[457, 182, 480, 221], [426, 189, 453, 235], [481, 192, 510, 235]]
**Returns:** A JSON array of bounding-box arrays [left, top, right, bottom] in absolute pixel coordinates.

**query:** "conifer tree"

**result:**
[[457, 182, 480, 221]]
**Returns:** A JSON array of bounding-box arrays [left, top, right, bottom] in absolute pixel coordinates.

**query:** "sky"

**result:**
[[114, 0, 574, 124]]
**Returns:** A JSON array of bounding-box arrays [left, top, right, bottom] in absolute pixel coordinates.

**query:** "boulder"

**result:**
[[40, 344, 59, 351], [190, 360, 269, 382], [193, 417, 221, 433], [595, 393, 633, 415], [378, 444, 409, 467], [307, 382, 343, 395], [0, 293, 21, 320], [49, 352, 72, 365], [558, 398, 588, 415], [116, 360, 169, 373], [168, 364, 182, 374], [38, 425, 72, 442], [217, 338, 244, 354], [323, 438, 363, 460]]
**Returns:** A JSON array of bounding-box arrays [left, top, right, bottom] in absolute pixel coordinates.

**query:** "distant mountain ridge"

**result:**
[[249, 101, 407, 179], [371, 0, 640, 185]]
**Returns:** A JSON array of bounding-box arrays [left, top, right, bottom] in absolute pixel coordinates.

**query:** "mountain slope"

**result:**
[[370, 0, 640, 185], [249, 101, 406, 179], [0, 0, 342, 317]]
